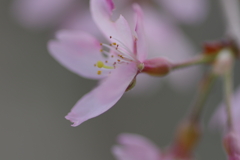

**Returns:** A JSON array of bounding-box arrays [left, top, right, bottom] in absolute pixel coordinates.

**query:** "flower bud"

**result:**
[[142, 58, 172, 76], [223, 131, 240, 160], [203, 39, 239, 57], [212, 48, 234, 75], [171, 121, 201, 159]]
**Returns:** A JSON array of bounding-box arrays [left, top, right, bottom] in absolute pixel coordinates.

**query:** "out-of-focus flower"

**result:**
[[210, 87, 240, 159], [112, 133, 194, 160], [11, 0, 208, 30], [48, 0, 172, 126], [11, 0, 77, 29], [155, 0, 209, 24], [112, 133, 167, 160]]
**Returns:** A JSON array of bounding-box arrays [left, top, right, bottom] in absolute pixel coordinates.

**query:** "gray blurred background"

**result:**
[[1, 0, 240, 160]]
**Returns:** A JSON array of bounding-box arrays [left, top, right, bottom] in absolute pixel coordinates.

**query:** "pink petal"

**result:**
[[112, 133, 161, 160], [11, 0, 75, 29], [48, 30, 108, 79], [90, 0, 134, 54], [65, 63, 138, 126], [157, 0, 208, 23], [133, 4, 148, 62]]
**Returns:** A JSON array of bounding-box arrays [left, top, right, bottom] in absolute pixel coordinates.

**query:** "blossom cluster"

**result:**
[[11, 0, 240, 159]]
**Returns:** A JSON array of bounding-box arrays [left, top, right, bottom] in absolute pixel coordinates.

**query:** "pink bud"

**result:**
[[171, 121, 201, 159], [223, 132, 240, 160], [142, 58, 172, 76]]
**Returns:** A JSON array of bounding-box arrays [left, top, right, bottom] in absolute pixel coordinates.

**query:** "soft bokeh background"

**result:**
[[1, 0, 240, 159]]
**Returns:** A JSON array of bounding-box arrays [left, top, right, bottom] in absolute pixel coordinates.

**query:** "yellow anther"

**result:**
[[96, 61, 114, 69], [97, 61, 104, 68], [97, 71, 102, 75], [113, 43, 117, 45]]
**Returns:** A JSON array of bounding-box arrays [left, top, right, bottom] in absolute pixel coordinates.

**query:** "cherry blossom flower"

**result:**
[[12, 0, 203, 94], [48, 0, 172, 126]]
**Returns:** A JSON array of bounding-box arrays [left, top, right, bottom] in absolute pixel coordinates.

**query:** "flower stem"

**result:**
[[172, 55, 215, 70], [171, 72, 217, 158], [189, 72, 217, 123], [223, 60, 234, 130]]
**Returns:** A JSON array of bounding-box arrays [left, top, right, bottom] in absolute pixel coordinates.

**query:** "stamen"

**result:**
[[111, 37, 133, 56], [110, 36, 136, 60], [96, 61, 114, 69], [97, 61, 104, 68], [101, 43, 134, 61], [97, 71, 102, 75]]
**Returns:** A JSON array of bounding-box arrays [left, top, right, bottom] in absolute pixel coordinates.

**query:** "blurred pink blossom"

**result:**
[[11, 0, 208, 30], [48, 0, 173, 126], [11, 0, 77, 29], [112, 133, 162, 160], [156, 0, 209, 24], [112, 133, 188, 160]]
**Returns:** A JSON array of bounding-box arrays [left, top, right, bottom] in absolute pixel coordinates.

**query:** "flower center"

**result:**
[[94, 36, 140, 75], [100, 36, 137, 62]]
